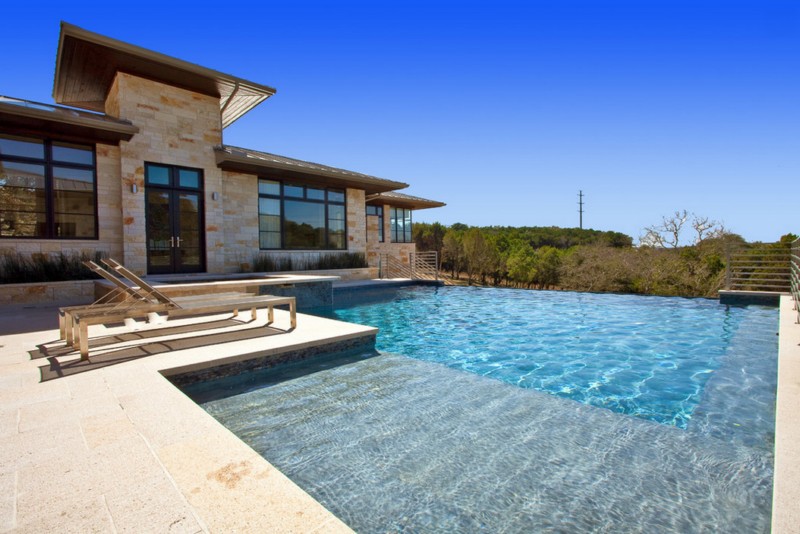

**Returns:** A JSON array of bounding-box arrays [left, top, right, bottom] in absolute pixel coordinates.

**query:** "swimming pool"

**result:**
[[327, 286, 778, 435], [182, 286, 778, 532]]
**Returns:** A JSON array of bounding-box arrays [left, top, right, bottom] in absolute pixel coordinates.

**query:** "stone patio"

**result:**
[[0, 301, 373, 532]]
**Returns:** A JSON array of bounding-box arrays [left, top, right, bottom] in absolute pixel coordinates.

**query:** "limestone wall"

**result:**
[[0, 280, 96, 306], [105, 73, 223, 274], [346, 188, 366, 254], [221, 170, 259, 272]]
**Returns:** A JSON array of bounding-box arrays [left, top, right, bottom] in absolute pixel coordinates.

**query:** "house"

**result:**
[[0, 22, 444, 277]]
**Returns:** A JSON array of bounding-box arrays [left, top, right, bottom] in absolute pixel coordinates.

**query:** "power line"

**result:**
[[578, 190, 584, 229]]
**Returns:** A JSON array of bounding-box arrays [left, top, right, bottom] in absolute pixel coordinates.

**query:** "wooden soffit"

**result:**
[[53, 22, 276, 128], [366, 191, 446, 210]]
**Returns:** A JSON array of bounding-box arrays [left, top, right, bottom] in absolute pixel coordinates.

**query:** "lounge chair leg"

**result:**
[[58, 312, 65, 340], [268, 305, 274, 325], [65, 313, 74, 345], [251, 307, 257, 321], [290, 300, 296, 329], [79, 321, 89, 360], [232, 308, 238, 318]]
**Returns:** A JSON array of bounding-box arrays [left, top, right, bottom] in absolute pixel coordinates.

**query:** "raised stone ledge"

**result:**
[[0, 280, 95, 306]]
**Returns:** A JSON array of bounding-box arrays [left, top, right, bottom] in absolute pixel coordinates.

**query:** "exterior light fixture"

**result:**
[[131, 183, 138, 193], [212, 192, 220, 201]]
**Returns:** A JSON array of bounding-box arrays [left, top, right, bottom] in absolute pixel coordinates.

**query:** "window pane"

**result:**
[[53, 167, 94, 191], [327, 219, 345, 233], [54, 214, 95, 238], [366, 205, 376, 216], [259, 214, 281, 233], [0, 135, 44, 159], [284, 184, 304, 198], [328, 204, 345, 221], [258, 180, 280, 196], [260, 232, 281, 249], [54, 190, 95, 215], [285, 200, 325, 249], [328, 189, 345, 203], [0, 209, 46, 237], [258, 197, 280, 215], [52, 142, 93, 165], [146, 165, 170, 185], [328, 231, 345, 250], [178, 169, 200, 189], [307, 187, 325, 200], [0, 161, 45, 189]]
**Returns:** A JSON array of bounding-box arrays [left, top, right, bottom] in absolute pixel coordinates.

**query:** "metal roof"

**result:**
[[0, 96, 139, 143], [53, 22, 276, 128], [215, 145, 409, 195]]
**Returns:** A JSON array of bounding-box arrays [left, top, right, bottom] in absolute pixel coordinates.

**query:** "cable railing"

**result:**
[[725, 245, 792, 292], [379, 251, 440, 281]]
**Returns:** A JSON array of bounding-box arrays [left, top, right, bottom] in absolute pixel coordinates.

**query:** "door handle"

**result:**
[[175, 236, 182, 248], [169, 236, 174, 248]]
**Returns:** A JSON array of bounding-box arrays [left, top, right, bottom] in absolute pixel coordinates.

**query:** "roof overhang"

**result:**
[[53, 22, 276, 128], [215, 146, 409, 195], [0, 96, 139, 144], [366, 192, 446, 210]]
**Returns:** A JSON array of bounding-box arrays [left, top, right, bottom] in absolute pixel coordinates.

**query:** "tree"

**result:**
[[532, 246, 562, 289], [506, 242, 537, 288], [413, 222, 447, 257], [462, 228, 494, 285], [442, 228, 464, 278], [640, 211, 726, 248]]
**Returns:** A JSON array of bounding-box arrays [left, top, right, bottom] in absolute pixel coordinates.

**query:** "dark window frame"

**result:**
[[390, 207, 413, 243], [144, 162, 206, 274], [366, 204, 384, 242], [0, 134, 98, 240], [258, 178, 348, 250]]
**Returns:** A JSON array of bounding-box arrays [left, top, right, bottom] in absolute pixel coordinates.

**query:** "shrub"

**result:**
[[251, 252, 367, 272], [0, 251, 107, 284]]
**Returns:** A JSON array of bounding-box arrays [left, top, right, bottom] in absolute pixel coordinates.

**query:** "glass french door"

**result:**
[[145, 164, 205, 274]]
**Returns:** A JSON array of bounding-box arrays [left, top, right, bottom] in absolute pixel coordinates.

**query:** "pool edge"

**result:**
[[772, 295, 800, 533]]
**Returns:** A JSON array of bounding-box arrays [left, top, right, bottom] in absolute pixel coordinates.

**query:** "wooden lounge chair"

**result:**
[[69, 258, 297, 360], [58, 261, 151, 342]]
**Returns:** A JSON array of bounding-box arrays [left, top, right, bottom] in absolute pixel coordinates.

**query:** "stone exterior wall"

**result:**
[[365, 203, 416, 268], [221, 170, 259, 272], [0, 280, 96, 306], [105, 73, 223, 274], [346, 188, 366, 254], [0, 143, 124, 262]]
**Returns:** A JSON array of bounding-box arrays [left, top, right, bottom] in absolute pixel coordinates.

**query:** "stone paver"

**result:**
[[0, 302, 365, 532]]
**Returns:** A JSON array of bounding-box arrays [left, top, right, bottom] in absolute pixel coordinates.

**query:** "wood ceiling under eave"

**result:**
[[53, 23, 276, 128]]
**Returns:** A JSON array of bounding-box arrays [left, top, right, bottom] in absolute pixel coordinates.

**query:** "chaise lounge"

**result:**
[[67, 259, 297, 360]]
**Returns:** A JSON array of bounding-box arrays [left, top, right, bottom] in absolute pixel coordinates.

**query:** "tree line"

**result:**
[[413, 220, 796, 298]]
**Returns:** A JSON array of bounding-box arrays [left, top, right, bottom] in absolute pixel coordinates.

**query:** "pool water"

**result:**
[[182, 286, 779, 532], [324, 286, 778, 434]]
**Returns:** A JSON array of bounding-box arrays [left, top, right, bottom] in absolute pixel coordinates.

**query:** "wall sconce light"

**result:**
[[131, 184, 138, 194], [212, 192, 220, 201]]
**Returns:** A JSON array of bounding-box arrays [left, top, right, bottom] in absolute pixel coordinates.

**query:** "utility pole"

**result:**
[[578, 190, 584, 229]]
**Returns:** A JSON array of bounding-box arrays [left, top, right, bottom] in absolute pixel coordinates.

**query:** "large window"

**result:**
[[258, 179, 346, 250], [390, 207, 413, 243], [0, 134, 96, 239], [366, 205, 384, 242]]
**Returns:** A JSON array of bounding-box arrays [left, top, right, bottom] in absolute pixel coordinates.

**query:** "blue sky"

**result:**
[[2, 1, 797, 243]]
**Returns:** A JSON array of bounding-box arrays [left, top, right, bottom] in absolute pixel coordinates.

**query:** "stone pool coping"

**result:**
[[0, 295, 797, 531], [0, 302, 372, 532], [772, 295, 800, 534]]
